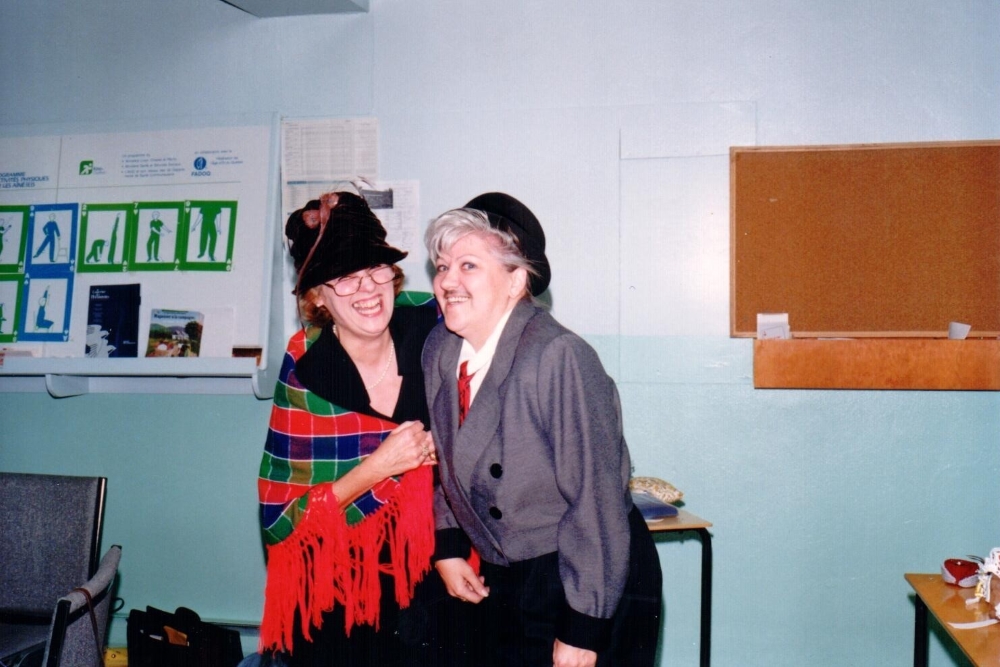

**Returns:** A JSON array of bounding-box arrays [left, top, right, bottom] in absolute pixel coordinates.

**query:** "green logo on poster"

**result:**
[[79, 160, 94, 175]]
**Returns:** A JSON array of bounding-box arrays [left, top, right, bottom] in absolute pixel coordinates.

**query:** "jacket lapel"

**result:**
[[431, 336, 462, 444], [450, 301, 537, 480]]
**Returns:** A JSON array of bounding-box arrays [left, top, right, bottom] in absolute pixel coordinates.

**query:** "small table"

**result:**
[[905, 573, 1000, 667], [647, 509, 713, 667]]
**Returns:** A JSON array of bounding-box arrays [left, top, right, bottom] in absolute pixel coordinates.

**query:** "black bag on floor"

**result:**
[[127, 606, 243, 667]]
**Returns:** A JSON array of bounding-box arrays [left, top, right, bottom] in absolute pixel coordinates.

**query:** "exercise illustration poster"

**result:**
[[0, 206, 29, 274], [78, 203, 131, 272], [0, 275, 24, 343], [0, 125, 270, 356]]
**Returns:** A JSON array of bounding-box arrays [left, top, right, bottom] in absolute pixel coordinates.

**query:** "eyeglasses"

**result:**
[[325, 265, 396, 296]]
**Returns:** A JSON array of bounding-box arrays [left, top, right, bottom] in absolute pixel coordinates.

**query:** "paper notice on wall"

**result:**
[[280, 117, 379, 219], [948, 321, 972, 340], [757, 313, 791, 339], [361, 181, 421, 259]]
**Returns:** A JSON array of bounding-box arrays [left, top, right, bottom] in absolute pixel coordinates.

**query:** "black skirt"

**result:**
[[285, 565, 472, 667], [469, 506, 662, 667]]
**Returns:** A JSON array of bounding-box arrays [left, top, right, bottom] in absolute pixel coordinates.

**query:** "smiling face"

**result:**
[[433, 232, 527, 350], [313, 265, 395, 341]]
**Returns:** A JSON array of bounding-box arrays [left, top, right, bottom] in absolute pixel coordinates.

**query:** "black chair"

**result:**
[[0, 473, 107, 665], [43, 545, 122, 667]]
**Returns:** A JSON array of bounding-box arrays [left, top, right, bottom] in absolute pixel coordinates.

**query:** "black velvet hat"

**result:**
[[464, 192, 551, 296], [285, 192, 407, 294]]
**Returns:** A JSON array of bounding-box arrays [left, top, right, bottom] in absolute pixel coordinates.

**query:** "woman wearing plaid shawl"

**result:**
[[258, 192, 447, 666]]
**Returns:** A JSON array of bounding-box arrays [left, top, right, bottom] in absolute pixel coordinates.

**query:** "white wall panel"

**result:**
[[620, 155, 730, 336]]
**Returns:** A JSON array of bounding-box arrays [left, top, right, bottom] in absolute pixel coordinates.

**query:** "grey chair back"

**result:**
[[0, 473, 107, 615], [43, 545, 122, 667]]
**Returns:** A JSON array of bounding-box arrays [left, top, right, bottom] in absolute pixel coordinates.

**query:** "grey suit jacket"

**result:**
[[422, 300, 634, 623]]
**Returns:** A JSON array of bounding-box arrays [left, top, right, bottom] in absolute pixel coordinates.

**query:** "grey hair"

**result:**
[[424, 208, 540, 289]]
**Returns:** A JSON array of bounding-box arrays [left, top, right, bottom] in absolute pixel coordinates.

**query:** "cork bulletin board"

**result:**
[[730, 141, 1000, 338]]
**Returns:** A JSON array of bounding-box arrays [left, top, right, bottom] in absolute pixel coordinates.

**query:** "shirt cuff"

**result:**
[[556, 602, 614, 654], [432, 527, 472, 562]]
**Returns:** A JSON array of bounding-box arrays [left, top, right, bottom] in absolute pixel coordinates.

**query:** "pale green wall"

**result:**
[[2, 1, 999, 665]]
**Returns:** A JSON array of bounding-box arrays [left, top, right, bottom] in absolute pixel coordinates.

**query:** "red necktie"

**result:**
[[457, 360, 475, 425], [456, 360, 483, 574]]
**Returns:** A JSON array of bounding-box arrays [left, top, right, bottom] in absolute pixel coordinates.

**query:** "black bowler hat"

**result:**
[[285, 192, 407, 294], [465, 192, 551, 296]]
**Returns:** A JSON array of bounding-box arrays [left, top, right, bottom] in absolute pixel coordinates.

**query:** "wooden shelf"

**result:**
[[0, 356, 278, 398], [754, 339, 1000, 390]]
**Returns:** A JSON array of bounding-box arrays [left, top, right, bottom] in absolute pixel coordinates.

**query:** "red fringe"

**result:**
[[259, 466, 435, 654]]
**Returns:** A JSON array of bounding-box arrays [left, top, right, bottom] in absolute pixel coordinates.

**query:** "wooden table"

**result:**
[[906, 573, 1000, 667], [647, 509, 713, 667]]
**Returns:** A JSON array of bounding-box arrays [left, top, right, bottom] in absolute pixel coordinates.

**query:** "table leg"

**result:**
[[696, 528, 713, 667], [913, 594, 928, 667]]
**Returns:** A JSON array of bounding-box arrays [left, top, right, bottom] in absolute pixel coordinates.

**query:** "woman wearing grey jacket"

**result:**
[[422, 193, 661, 667]]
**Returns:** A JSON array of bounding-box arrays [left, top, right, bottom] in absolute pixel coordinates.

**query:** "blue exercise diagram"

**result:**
[[20, 204, 78, 342], [33, 214, 61, 262], [19, 275, 73, 342], [26, 204, 77, 272]]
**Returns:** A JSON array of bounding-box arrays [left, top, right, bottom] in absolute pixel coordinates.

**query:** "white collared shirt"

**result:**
[[456, 306, 516, 406]]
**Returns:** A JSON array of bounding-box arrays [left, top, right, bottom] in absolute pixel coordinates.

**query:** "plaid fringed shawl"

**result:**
[[258, 294, 437, 653]]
